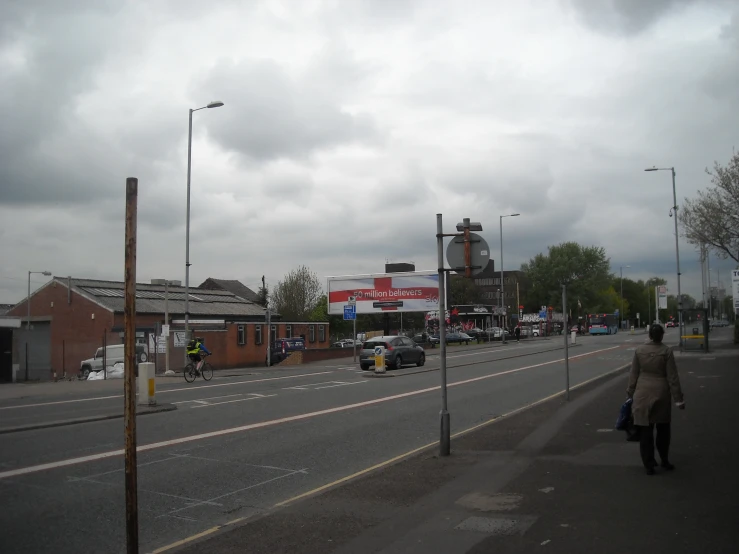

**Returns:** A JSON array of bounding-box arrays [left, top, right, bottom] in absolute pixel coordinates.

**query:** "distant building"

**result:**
[[4, 277, 329, 381], [385, 262, 415, 273], [199, 277, 261, 304]]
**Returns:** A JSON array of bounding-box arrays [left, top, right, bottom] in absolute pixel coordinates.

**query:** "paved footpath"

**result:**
[[169, 343, 739, 554]]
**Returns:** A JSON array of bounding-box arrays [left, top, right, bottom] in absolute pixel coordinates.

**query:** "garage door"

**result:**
[[16, 322, 52, 381]]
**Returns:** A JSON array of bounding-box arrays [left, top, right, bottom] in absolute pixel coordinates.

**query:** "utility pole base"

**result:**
[[440, 410, 451, 457]]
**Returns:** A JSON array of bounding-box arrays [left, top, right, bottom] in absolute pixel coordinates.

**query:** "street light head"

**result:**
[[644, 167, 658, 172], [42, 271, 52, 276], [510, 213, 520, 217], [207, 101, 224, 108]]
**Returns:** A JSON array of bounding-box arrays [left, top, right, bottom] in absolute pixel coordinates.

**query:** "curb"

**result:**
[[0, 404, 178, 435]]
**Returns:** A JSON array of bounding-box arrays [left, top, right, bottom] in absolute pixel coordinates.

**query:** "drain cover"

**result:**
[[455, 516, 519, 535]]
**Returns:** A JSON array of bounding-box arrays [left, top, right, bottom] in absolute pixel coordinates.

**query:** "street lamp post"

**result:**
[[645, 167, 683, 345], [185, 100, 224, 359], [26, 270, 52, 380], [499, 213, 520, 344], [620, 265, 630, 330]]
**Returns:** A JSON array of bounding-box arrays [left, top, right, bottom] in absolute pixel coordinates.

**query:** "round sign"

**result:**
[[445, 232, 491, 276]]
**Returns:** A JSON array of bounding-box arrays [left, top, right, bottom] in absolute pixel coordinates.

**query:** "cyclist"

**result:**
[[186, 336, 211, 372]]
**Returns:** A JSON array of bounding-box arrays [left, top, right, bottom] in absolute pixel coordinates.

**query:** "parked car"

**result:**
[[332, 339, 356, 348], [427, 334, 441, 346], [446, 332, 473, 345], [359, 335, 425, 370], [531, 327, 540, 337], [267, 337, 306, 366], [80, 344, 148, 380], [711, 320, 729, 328]]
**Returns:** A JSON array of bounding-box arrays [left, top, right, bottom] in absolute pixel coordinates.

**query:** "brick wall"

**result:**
[[7, 280, 116, 376]]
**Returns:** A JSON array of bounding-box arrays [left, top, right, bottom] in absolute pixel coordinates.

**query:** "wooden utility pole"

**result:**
[[124, 177, 139, 553]]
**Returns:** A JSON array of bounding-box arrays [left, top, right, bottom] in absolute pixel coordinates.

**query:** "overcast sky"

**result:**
[[2, 0, 738, 306]]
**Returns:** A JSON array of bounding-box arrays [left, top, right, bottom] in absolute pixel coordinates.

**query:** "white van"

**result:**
[[80, 344, 148, 379]]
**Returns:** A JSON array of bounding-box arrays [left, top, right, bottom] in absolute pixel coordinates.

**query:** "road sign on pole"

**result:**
[[343, 305, 356, 320]]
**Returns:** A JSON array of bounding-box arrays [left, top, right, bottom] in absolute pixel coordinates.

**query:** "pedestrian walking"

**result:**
[[514, 325, 521, 342], [627, 323, 685, 475]]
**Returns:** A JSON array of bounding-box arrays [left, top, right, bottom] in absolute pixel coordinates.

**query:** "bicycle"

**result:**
[[184, 353, 214, 383]]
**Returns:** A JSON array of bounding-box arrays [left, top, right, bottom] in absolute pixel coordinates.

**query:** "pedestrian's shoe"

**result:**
[[660, 461, 675, 471]]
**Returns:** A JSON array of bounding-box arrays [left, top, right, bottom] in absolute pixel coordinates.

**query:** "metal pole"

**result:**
[[671, 168, 684, 346], [353, 316, 357, 363], [266, 308, 271, 367], [165, 281, 170, 373], [620, 267, 623, 329], [124, 177, 139, 553], [103, 332, 107, 380], [563, 284, 570, 401], [707, 257, 712, 322], [500, 215, 505, 344], [184, 108, 193, 364], [26, 271, 31, 381], [437, 214, 450, 457], [463, 217, 471, 278]]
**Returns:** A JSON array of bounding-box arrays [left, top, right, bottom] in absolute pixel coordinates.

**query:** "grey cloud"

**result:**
[[567, 0, 709, 35], [196, 56, 380, 161]]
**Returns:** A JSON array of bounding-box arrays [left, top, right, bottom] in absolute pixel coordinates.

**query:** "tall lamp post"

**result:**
[[645, 166, 683, 346], [185, 100, 224, 359], [27, 270, 52, 380], [620, 265, 630, 330], [499, 213, 520, 344]]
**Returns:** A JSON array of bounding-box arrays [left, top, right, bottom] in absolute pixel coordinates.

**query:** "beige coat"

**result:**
[[627, 341, 684, 426]]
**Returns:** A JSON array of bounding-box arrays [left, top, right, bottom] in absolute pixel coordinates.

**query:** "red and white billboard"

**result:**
[[327, 271, 439, 314]]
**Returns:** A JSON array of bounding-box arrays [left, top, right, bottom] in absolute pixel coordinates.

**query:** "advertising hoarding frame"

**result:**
[[327, 271, 439, 315]]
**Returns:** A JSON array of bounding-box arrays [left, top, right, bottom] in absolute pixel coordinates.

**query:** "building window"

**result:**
[[237, 325, 246, 345], [286, 324, 292, 338], [255, 325, 263, 345], [309, 325, 315, 343], [318, 325, 325, 342], [271, 325, 277, 344]]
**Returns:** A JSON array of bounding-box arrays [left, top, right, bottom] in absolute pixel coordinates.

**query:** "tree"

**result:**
[[270, 265, 323, 320], [257, 276, 269, 307], [520, 242, 611, 311], [680, 151, 739, 262]]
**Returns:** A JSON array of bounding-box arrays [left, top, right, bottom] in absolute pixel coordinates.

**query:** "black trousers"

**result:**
[[638, 423, 671, 467]]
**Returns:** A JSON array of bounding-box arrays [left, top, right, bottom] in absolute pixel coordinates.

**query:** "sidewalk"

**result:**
[[173, 346, 739, 554]]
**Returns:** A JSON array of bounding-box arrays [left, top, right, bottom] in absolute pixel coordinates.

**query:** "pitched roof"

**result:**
[[64, 277, 267, 319], [0, 304, 14, 316], [199, 278, 261, 303]]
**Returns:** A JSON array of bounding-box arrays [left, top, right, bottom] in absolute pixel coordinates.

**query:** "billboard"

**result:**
[[656, 285, 668, 310], [327, 271, 439, 314]]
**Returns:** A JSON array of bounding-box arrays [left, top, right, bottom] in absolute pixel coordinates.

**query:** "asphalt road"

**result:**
[[0, 331, 687, 553]]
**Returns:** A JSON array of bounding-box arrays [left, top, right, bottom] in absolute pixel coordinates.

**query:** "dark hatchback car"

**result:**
[[266, 338, 306, 366], [359, 336, 426, 370], [446, 332, 473, 344]]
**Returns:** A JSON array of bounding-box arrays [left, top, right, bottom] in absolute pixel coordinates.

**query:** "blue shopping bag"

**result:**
[[615, 398, 633, 431]]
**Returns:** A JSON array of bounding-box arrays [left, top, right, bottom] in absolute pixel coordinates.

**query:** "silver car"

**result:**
[[359, 336, 426, 370]]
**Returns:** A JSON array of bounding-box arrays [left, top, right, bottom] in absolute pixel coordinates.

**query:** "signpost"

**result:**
[[345, 300, 357, 362], [732, 270, 739, 316]]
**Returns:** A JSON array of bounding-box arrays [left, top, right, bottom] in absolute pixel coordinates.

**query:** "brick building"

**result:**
[[5, 277, 330, 380]]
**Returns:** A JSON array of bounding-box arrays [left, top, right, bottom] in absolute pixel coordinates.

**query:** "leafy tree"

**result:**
[[520, 242, 611, 311], [680, 151, 739, 262], [270, 265, 323, 320]]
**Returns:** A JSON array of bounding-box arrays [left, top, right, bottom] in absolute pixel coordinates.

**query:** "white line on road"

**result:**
[[190, 394, 278, 409], [0, 371, 334, 411], [172, 393, 244, 405], [0, 345, 620, 480]]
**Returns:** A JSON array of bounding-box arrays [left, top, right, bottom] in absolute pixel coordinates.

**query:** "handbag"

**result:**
[[615, 398, 633, 431]]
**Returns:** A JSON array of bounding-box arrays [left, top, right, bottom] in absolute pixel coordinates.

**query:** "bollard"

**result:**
[[630, 325, 635, 335], [570, 330, 576, 345], [137, 362, 156, 406], [374, 345, 386, 374]]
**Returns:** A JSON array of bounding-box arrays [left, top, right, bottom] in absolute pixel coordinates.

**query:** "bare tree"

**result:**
[[680, 151, 739, 262], [270, 265, 323, 320]]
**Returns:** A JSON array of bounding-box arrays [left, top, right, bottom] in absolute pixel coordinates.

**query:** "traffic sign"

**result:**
[[343, 305, 356, 320], [446, 232, 491, 276]]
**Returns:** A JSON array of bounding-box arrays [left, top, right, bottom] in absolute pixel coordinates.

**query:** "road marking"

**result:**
[[190, 394, 277, 408], [0, 371, 333, 411], [0, 345, 620, 481], [172, 393, 244, 405], [285, 381, 367, 391]]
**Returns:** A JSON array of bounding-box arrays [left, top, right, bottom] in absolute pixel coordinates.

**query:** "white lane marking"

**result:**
[[0, 371, 333, 411], [285, 381, 366, 391], [172, 393, 244, 405], [0, 345, 620, 480], [190, 394, 277, 409]]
